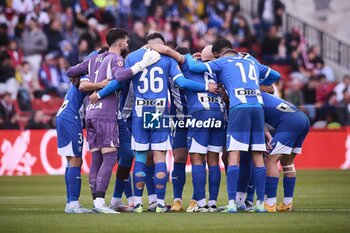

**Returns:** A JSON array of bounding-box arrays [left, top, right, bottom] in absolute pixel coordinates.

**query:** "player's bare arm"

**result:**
[[260, 85, 274, 94], [79, 79, 109, 92], [144, 44, 184, 63], [264, 125, 273, 150]]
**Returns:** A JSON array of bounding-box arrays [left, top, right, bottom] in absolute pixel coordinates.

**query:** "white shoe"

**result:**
[[93, 204, 120, 214], [196, 205, 210, 213], [208, 205, 218, 212], [148, 201, 157, 212], [65, 204, 73, 213], [71, 206, 93, 214]]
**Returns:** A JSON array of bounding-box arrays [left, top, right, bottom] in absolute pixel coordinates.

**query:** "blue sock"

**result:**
[[265, 176, 279, 199], [254, 166, 267, 202], [208, 165, 221, 202], [227, 165, 239, 202], [237, 152, 252, 193], [133, 161, 146, 198], [145, 165, 156, 196], [123, 176, 133, 198], [68, 167, 81, 202], [154, 162, 167, 202], [283, 177, 296, 198], [113, 178, 125, 198], [172, 162, 186, 200], [65, 167, 70, 203], [192, 164, 206, 205], [247, 172, 255, 203]]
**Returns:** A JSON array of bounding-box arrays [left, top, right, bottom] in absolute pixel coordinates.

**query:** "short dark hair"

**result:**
[[146, 32, 165, 43], [175, 46, 191, 55], [106, 28, 128, 46], [212, 38, 233, 54]]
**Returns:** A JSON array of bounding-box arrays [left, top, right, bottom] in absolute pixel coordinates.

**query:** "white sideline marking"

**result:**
[[0, 196, 63, 200], [11, 208, 42, 211], [296, 208, 350, 212]]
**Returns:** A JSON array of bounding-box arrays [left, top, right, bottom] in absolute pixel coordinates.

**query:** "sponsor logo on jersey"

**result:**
[[236, 89, 261, 96], [136, 99, 165, 106], [199, 96, 221, 103]]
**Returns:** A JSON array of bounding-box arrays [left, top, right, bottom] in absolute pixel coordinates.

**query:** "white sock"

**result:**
[[94, 197, 105, 208], [148, 194, 157, 204], [174, 198, 182, 203], [229, 200, 236, 207], [127, 196, 134, 206], [157, 199, 165, 206], [266, 197, 277, 206], [284, 197, 293, 205], [236, 192, 247, 204], [69, 200, 80, 209], [197, 198, 206, 207], [110, 197, 122, 206], [208, 200, 216, 207], [134, 196, 143, 206]]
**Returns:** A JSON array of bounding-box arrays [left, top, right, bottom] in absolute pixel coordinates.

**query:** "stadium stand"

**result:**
[[0, 0, 349, 129]]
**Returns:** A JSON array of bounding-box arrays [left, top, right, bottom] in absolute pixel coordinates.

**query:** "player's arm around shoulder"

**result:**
[[114, 49, 161, 81], [172, 63, 218, 94], [79, 79, 109, 92], [145, 44, 184, 63], [185, 54, 209, 73]]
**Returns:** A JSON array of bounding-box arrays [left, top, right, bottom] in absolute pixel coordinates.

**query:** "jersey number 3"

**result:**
[[138, 67, 164, 93]]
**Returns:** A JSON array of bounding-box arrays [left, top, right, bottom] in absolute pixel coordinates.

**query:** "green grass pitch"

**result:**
[[1, 170, 350, 233]]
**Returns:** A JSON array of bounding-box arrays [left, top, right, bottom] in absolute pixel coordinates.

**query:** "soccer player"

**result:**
[[56, 50, 106, 214], [67, 28, 160, 213], [121, 32, 218, 213], [262, 92, 310, 212], [94, 79, 135, 211], [168, 57, 189, 212], [174, 45, 225, 212], [108, 115, 135, 212], [56, 76, 92, 214], [169, 104, 189, 212], [185, 38, 274, 212]]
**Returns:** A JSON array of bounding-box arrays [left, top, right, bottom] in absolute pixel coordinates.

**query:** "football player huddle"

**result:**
[[56, 28, 310, 214]]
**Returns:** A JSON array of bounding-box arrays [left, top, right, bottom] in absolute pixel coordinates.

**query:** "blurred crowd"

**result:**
[[0, 0, 349, 129]]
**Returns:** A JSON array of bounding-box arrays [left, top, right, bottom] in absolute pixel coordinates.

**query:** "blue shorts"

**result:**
[[172, 127, 188, 149], [269, 112, 310, 155], [131, 112, 171, 151], [226, 107, 266, 152], [118, 119, 134, 167], [56, 117, 83, 157], [187, 110, 225, 154]]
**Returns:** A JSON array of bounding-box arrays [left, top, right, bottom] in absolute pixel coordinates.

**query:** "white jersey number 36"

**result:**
[[138, 67, 164, 93]]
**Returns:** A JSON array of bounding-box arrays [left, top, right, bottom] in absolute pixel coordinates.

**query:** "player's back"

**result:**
[[169, 77, 187, 118], [214, 55, 262, 108], [181, 60, 223, 114], [262, 92, 300, 128], [85, 52, 119, 120], [56, 84, 86, 121], [126, 48, 176, 100]]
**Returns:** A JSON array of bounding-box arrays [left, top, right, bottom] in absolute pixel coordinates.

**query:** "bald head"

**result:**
[[201, 45, 216, 62]]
